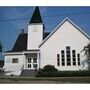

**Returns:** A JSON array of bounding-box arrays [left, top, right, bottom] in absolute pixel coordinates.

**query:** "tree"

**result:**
[[83, 43, 90, 70], [0, 41, 2, 52]]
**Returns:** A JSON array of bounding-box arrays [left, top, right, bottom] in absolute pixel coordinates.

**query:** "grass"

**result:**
[[0, 76, 90, 83]]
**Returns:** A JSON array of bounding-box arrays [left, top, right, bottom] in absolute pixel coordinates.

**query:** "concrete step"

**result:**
[[20, 70, 36, 77]]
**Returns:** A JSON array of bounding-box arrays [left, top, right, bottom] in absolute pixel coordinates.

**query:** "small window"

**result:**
[[77, 54, 80, 57], [61, 50, 64, 54], [78, 58, 80, 61], [72, 50, 75, 53], [28, 58, 31, 63], [78, 62, 80, 66], [67, 58, 71, 61], [33, 64, 37, 69], [66, 46, 70, 51], [67, 55, 70, 57], [62, 58, 64, 61], [73, 54, 75, 57], [67, 51, 70, 54], [28, 64, 31, 68], [61, 50, 65, 66], [66, 46, 71, 66], [57, 54, 60, 66], [67, 62, 71, 66], [77, 54, 80, 66], [57, 62, 60, 66], [72, 50, 76, 66], [62, 62, 65, 66], [33, 58, 37, 63], [62, 55, 64, 57], [12, 58, 18, 63], [57, 54, 59, 57], [73, 62, 76, 66], [73, 58, 76, 61]]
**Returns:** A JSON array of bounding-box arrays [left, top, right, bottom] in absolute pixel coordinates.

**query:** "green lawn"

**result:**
[[0, 77, 90, 83]]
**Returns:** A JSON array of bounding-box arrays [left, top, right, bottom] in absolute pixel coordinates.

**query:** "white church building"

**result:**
[[4, 7, 90, 75]]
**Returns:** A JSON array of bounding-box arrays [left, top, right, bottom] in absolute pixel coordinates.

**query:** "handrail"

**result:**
[[21, 65, 24, 71]]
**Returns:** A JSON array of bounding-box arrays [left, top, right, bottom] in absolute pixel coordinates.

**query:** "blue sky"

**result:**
[[0, 7, 90, 52]]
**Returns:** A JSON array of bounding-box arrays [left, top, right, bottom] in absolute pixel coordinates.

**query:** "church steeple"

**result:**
[[29, 7, 42, 24], [28, 7, 43, 49]]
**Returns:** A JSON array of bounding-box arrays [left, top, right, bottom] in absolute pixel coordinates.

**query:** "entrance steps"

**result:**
[[20, 70, 36, 77]]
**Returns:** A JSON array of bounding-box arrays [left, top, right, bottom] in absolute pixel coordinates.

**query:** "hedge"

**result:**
[[36, 71, 90, 77]]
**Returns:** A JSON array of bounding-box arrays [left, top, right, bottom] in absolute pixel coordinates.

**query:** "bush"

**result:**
[[36, 70, 90, 77], [36, 65, 58, 77], [36, 65, 90, 77], [42, 65, 58, 72]]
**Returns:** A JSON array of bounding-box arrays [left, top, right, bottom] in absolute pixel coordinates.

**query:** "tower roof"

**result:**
[[29, 7, 42, 24]]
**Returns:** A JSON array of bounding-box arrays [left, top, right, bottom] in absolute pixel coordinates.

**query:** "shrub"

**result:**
[[36, 70, 90, 77], [36, 65, 58, 77], [36, 65, 90, 77], [42, 65, 58, 72]]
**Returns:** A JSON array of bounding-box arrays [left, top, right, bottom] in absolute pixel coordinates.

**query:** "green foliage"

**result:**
[[36, 70, 90, 77], [0, 61, 4, 67], [83, 43, 90, 70], [36, 65, 58, 76], [84, 43, 90, 57], [42, 65, 58, 72]]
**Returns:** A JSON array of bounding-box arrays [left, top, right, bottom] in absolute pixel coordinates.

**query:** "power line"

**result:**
[[0, 11, 90, 22], [43, 11, 90, 17], [0, 17, 30, 22]]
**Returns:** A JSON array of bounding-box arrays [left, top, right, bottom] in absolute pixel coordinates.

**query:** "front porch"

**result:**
[[23, 50, 40, 70], [4, 50, 40, 76]]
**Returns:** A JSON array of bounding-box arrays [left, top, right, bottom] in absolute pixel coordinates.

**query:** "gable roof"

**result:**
[[6, 32, 50, 52], [39, 17, 90, 47], [11, 33, 27, 52], [43, 32, 50, 40], [29, 7, 42, 24]]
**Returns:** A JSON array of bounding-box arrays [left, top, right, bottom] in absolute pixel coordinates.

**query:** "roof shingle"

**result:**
[[29, 7, 42, 24], [7, 32, 50, 52], [11, 33, 27, 52]]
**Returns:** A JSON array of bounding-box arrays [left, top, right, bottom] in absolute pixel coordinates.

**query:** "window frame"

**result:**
[[72, 50, 76, 66], [61, 50, 65, 66], [66, 46, 71, 66], [57, 54, 60, 66], [33, 57, 37, 63], [28, 64, 31, 68], [12, 58, 18, 64], [77, 53, 80, 66], [27, 58, 31, 63], [33, 64, 37, 69]]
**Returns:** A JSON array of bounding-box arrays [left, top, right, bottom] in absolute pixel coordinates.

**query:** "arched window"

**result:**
[[66, 46, 71, 66], [72, 50, 76, 66], [77, 54, 80, 66], [61, 50, 65, 66], [57, 54, 60, 66], [57, 46, 80, 67]]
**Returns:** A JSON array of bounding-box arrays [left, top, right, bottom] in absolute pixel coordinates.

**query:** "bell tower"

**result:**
[[27, 7, 43, 50]]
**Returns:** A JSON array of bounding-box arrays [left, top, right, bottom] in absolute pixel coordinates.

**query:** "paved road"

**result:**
[[0, 77, 90, 84], [0, 80, 71, 84]]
